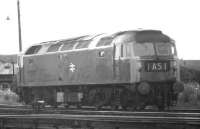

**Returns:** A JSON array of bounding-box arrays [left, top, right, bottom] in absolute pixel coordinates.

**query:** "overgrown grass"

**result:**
[[176, 81, 200, 108], [0, 88, 19, 105]]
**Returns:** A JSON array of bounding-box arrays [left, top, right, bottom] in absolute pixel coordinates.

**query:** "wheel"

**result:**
[[88, 88, 112, 108]]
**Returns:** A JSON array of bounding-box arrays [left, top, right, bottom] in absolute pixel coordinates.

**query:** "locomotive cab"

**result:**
[[113, 30, 183, 109]]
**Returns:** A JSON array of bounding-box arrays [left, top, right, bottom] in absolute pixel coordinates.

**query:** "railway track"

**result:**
[[0, 113, 199, 124], [0, 112, 199, 129], [0, 104, 199, 129], [0, 104, 200, 115]]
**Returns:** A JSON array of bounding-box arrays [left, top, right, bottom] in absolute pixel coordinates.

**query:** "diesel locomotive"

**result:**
[[17, 30, 184, 110]]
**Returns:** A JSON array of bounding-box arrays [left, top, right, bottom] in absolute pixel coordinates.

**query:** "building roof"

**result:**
[[0, 55, 17, 63]]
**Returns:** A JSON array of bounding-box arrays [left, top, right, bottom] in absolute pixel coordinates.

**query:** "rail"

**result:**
[[0, 104, 199, 129]]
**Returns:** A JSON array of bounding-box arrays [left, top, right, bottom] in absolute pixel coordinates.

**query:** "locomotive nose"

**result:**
[[173, 81, 184, 94]]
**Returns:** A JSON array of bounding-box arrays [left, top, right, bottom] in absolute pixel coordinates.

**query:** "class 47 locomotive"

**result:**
[[16, 30, 184, 110]]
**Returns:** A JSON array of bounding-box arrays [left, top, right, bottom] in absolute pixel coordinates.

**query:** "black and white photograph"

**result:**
[[0, 0, 199, 129]]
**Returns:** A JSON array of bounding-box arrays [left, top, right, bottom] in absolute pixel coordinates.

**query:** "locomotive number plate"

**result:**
[[145, 61, 169, 72]]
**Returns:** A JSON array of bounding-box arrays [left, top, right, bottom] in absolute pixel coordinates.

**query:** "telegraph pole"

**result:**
[[17, 0, 22, 52], [17, 0, 23, 85]]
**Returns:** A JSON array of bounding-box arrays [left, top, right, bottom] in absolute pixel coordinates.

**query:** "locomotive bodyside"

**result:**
[[21, 44, 123, 86], [17, 30, 183, 110]]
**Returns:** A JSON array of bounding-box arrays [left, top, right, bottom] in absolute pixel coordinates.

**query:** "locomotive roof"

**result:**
[[24, 30, 173, 55], [39, 35, 88, 45], [37, 30, 169, 46], [113, 30, 171, 43]]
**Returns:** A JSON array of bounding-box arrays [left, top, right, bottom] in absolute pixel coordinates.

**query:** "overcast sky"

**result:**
[[0, 0, 200, 59]]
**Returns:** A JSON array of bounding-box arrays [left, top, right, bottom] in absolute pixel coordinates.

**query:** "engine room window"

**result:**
[[75, 40, 91, 49], [47, 44, 62, 52], [156, 43, 176, 55], [25, 45, 42, 55], [96, 37, 113, 47], [133, 43, 155, 56], [60, 41, 76, 51]]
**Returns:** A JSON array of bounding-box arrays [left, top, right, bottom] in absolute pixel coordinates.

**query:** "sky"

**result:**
[[0, 0, 200, 60]]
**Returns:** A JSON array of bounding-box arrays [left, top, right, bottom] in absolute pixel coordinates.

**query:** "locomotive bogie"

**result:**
[[19, 82, 176, 110]]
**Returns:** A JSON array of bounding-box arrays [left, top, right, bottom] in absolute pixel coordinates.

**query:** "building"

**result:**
[[0, 55, 17, 89]]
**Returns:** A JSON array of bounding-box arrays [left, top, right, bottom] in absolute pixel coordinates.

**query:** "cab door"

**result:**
[[114, 43, 131, 83], [127, 43, 140, 83]]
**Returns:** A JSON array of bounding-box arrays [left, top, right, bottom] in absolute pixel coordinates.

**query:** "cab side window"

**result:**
[[122, 43, 133, 57], [115, 44, 122, 59], [25, 45, 42, 55]]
